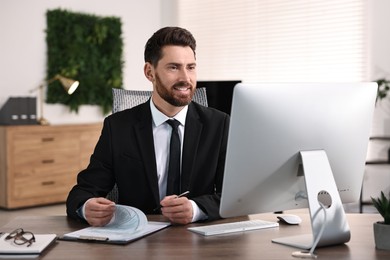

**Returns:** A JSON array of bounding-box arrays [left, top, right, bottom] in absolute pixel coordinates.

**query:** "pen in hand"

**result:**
[[154, 191, 190, 212]]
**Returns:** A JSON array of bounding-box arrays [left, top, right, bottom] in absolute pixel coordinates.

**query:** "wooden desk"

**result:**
[[1, 213, 389, 260]]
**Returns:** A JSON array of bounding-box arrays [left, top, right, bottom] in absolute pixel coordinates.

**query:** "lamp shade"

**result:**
[[51, 75, 79, 95]]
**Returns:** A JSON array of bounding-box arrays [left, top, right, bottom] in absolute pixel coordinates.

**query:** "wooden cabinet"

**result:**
[[0, 123, 101, 209]]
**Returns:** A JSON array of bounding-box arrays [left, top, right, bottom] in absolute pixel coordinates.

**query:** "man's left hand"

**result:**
[[160, 195, 193, 225]]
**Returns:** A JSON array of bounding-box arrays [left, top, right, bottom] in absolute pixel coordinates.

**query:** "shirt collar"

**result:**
[[150, 98, 188, 127]]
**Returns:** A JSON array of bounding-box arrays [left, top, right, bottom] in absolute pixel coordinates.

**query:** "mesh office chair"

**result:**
[[106, 87, 208, 202]]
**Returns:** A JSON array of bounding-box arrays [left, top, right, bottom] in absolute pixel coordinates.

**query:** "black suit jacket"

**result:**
[[66, 100, 230, 221]]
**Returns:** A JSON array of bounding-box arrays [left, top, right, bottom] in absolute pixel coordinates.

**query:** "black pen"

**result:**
[[154, 191, 190, 212]]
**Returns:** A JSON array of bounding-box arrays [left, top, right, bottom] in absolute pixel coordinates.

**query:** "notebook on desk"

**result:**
[[0, 233, 57, 256]]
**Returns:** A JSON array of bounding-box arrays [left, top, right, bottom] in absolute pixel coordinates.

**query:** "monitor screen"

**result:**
[[220, 82, 377, 218]]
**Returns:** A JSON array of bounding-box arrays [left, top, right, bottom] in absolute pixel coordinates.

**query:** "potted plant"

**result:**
[[371, 191, 390, 250], [376, 78, 390, 102]]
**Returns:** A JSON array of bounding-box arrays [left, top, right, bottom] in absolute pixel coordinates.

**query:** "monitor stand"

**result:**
[[272, 150, 351, 250]]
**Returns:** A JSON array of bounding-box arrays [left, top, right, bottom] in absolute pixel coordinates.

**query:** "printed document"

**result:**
[[62, 205, 170, 244]]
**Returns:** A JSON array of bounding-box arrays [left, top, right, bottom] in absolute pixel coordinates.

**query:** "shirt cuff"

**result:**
[[76, 198, 93, 220], [189, 200, 208, 222]]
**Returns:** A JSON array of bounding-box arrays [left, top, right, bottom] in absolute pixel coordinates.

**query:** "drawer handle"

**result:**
[[42, 159, 55, 164], [41, 181, 55, 186], [42, 137, 54, 142]]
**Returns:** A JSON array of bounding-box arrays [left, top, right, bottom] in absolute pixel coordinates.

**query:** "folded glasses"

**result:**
[[5, 228, 36, 247]]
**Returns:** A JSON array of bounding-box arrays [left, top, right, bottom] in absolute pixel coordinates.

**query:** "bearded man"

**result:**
[[66, 27, 230, 226]]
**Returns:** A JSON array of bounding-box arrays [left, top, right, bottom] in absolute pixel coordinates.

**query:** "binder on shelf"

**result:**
[[27, 97, 37, 124], [0, 97, 37, 125]]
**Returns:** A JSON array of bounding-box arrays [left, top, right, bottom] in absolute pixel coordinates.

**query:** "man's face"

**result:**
[[151, 45, 197, 107]]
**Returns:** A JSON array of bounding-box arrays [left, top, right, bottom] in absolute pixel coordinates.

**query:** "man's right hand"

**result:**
[[84, 197, 116, 227]]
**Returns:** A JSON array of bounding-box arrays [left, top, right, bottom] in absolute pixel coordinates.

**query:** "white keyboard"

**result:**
[[187, 219, 279, 236]]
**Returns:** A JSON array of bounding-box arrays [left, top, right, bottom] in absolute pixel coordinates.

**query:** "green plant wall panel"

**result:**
[[46, 9, 123, 114]]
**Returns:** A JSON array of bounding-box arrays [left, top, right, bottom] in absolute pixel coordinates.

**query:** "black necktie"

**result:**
[[166, 119, 181, 196]]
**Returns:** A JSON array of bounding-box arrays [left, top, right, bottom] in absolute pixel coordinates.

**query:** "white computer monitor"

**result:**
[[220, 82, 377, 249]]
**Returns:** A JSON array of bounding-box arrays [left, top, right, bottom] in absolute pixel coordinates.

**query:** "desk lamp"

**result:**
[[31, 74, 79, 125]]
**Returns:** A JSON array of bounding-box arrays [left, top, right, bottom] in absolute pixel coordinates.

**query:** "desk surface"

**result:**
[[1, 213, 388, 260]]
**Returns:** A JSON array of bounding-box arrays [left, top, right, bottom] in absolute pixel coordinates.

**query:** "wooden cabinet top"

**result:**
[[0, 122, 102, 131]]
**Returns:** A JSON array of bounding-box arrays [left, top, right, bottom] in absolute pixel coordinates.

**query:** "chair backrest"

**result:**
[[106, 87, 208, 202], [112, 87, 208, 113]]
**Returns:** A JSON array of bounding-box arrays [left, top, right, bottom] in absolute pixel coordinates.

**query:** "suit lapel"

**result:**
[[133, 101, 160, 205], [181, 103, 203, 191]]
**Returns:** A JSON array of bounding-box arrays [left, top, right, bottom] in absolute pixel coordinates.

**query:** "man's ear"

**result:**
[[144, 63, 154, 82]]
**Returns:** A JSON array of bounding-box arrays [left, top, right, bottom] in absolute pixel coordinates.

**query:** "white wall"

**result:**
[[369, 0, 390, 137], [1, 0, 390, 128], [0, 0, 162, 124], [363, 0, 390, 201]]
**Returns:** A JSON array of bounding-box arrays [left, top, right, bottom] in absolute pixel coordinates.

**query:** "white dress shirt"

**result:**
[[150, 98, 207, 222]]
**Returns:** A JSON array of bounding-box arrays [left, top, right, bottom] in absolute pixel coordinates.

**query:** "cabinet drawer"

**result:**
[[12, 150, 80, 178], [11, 132, 79, 154], [11, 171, 77, 201]]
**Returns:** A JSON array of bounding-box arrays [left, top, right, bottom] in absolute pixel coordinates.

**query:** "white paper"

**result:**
[[63, 205, 169, 243]]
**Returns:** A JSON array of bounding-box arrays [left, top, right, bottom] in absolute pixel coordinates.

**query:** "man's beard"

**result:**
[[155, 73, 195, 107]]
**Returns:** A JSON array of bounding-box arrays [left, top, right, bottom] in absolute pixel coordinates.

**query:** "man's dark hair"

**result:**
[[144, 27, 196, 67]]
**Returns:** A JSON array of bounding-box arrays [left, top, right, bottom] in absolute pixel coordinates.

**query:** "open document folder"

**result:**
[[60, 205, 170, 244]]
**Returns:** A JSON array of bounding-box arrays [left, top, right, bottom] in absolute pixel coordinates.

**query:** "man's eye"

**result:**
[[168, 66, 178, 70]]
